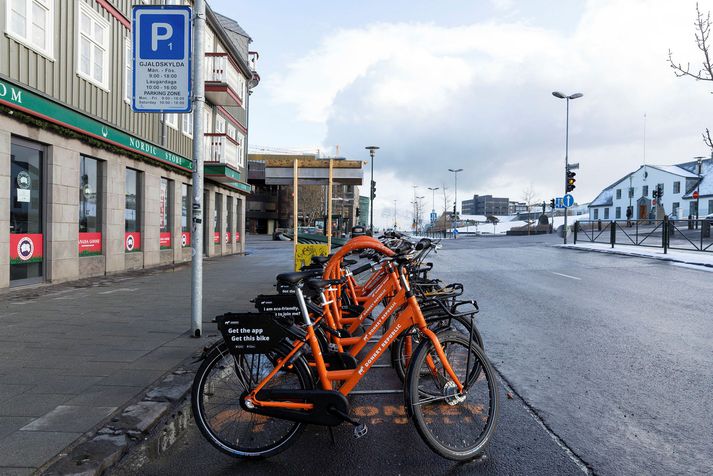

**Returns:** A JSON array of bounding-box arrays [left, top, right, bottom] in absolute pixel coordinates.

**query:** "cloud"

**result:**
[[264, 0, 712, 226]]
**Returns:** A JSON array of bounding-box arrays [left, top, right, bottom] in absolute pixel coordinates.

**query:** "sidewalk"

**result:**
[[558, 242, 713, 268], [0, 235, 290, 475]]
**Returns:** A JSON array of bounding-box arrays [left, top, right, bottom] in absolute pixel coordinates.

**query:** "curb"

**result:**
[[38, 345, 212, 476], [558, 244, 713, 269]]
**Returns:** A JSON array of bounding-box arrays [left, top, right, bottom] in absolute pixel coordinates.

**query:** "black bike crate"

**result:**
[[216, 312, 292, 355], [254, 294, 302, 324]]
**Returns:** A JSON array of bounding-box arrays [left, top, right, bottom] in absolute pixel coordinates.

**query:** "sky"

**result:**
[[211, 0, 713, 228]]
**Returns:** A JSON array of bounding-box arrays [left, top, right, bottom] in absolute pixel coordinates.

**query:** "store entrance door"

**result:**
[[9, 139, 45, 285]]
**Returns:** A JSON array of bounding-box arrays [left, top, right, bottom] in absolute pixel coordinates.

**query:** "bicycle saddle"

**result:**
[[276, 269, 321, 285]]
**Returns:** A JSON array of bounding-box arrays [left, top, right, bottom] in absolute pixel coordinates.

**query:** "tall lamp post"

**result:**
[[416, 195, 425, 233], [365, 146, 379, 234], [552, 91, 583, 244], [448, 169, 463, 235], [427, 187, 439, 232], [694, 155, 706, 227]]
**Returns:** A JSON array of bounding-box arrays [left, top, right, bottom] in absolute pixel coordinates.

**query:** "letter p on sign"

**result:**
[[151, 23, 173, 51]]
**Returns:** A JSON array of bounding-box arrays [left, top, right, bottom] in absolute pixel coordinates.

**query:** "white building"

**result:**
[[588, 159, 713, 221]]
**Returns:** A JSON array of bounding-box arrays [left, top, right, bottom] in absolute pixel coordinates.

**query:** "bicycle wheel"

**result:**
[[391, 314, 483, 383], [405, 330, 498, 461], [191, 341, 313, 458]]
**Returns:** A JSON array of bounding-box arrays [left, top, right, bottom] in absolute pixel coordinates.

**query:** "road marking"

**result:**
[[550, 271, 581, 280], [99, 287, 139, 295]]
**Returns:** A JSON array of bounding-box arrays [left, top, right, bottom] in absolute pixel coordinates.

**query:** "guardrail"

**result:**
[[574, 218, 713, 253]]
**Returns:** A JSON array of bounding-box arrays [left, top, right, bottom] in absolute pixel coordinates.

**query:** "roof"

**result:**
[[647, 164, 699, 178], [589, 188, 613, 207], [214, 12, 251, 41], [682, 158, 713, 198]]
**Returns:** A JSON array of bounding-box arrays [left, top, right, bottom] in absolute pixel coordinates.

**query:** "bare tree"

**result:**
[[441, 185, 452, 215], [521, 184, 539, 212], [298, 185, 324, 226], [668, 2, 713, 150]]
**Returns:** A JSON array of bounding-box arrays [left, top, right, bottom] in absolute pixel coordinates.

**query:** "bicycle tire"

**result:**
[[191, 341, 313, 458], [405, 330, 498, 461], [390, 313, 483, 382]]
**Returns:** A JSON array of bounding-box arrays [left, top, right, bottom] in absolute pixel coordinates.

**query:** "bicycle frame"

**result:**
[[244, 268, 464, 412]]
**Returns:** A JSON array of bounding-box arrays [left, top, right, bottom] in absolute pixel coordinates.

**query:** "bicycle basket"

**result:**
[[216, 312, 292, 355]]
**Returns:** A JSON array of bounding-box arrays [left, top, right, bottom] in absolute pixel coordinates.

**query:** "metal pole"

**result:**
[[191, 0, 206, 338], [564, 97, 569, 245], [393, 199, 397, 229], [293, 159, 299, 269]]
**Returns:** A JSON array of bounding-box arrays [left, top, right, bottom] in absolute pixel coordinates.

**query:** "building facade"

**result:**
[[588, 159, 713, 221], [462, 194, 509, 216], [1, 0, 258, 288]]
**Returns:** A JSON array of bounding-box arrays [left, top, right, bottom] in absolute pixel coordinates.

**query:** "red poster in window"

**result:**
[[125, 232, 141, 252], [181, 232, 191, 247], [10, 233, 43, 265], [78, 232, 102, 256], [214, 232, 220, 244], [160, 232, 171, 250], [234, 232, 240, 243]]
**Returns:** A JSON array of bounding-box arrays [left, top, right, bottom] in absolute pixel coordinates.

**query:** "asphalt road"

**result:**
[[111, 234, 713, 475]]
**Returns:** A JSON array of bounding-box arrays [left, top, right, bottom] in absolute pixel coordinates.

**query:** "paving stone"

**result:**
[[65, 385, 144, 408], [0, 467, 35, 476], [0, 430, 81, 468], [0, 393, 71, 417], [0, 416, 34, 440], [21, 405, 116, 433], [96, 368, 167, 388]]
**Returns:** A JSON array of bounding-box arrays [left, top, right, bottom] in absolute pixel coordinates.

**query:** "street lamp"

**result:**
[[552, 91, 583, 244], [365, 146, 379, 234], [416, 195, 425, 233], [427, 187, 439, 225], [694, 155, 706, 227], [448, 168, 463, 220]]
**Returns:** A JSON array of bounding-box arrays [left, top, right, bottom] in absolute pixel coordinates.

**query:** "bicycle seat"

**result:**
[[311, 256, 330, 265], [276, 269, 321, 285], [342, 258, 357, 266], [305, 277, 344, 291]]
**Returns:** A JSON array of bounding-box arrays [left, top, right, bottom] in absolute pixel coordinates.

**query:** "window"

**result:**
[[204, 107, 212, 133], [79, 156, 102, 233], [216, 115, 226, 134], [615, 207, 621, 219], [125, 168, 141, 251], [629, 187, 634, 198], [182, 112, 193, 137], [237, 131, 245, 167], [160, 178, 173, 249], [604, 208, 610, 220], [181, 184, 191, 232], [616, 189, 621, 199], [708, 199, 713, 215], [78, 3, 110, 89], [643, 185, 649, 197], [164, 114, 178, 130], [124, 37, 131, 103], [6, 0, 54, 59], [657, 183, 664, 194], [673, 181, 680, 194], [227, 195, 234, 244], [594, 209, 599, 219], [672, 202, 680, 217]]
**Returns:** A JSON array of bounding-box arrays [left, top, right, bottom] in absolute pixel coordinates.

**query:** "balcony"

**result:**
[[206, 133, 240, 170], [205, 53, 246, 116]]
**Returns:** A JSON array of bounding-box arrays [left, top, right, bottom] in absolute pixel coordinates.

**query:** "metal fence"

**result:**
[[574, 218, 713, 253]]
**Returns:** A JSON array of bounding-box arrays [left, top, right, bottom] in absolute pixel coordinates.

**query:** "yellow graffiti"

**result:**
[[294, 244, 329, 271]]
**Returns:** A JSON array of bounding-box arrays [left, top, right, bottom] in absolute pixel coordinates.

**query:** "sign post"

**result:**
[[132, 3, 202, 337]]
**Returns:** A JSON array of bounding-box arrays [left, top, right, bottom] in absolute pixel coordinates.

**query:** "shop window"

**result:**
[[125, 168, 142, 252], [160, 178, 173, 249], [227, 195, 234, 245], [6, 0, 54, 59], [77, 2, 110, 90], [181, 183, 191, 247], [214, 192, 222, 245], [79, 156, 103, 256]]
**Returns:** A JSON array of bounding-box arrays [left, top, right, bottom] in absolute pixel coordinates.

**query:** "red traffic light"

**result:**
[[693, 191, 700, 199]]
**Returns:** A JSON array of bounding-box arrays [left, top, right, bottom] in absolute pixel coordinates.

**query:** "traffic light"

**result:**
[[652, 189, 658, 199], [356, 207, 360, 217], [566, 170, 576, 192], [370, 180, 376, 200], [657, 184, 663, 198], [550, 198, 555, 209]]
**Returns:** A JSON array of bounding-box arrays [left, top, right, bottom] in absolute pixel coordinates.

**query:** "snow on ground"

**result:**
[[453, 214, 590, 235]]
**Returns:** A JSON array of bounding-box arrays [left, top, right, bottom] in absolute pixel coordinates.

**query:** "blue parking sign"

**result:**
[[132, 6, 192, 113], [138, 14, 185, 60]]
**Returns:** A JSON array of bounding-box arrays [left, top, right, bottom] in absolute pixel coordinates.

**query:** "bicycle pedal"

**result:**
[[353, 423, 368, 439], [328, 343, 339, 352]]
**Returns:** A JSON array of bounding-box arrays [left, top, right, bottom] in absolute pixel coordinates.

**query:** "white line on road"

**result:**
[[550, 271, 581, 280], [99, 288, 139, 295]]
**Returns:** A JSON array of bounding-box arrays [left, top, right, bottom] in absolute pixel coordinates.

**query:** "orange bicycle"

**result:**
[[191, 254, 499, 461]]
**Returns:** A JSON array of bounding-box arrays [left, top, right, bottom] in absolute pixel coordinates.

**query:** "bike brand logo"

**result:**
[[17, 236, 35, 261], [126, 234, 135, 251], [358, 322, 402, 376]]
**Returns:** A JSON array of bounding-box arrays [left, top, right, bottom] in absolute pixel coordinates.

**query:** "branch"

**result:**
[[703, 128, 713, 150], [668, 3, 713, 81]]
